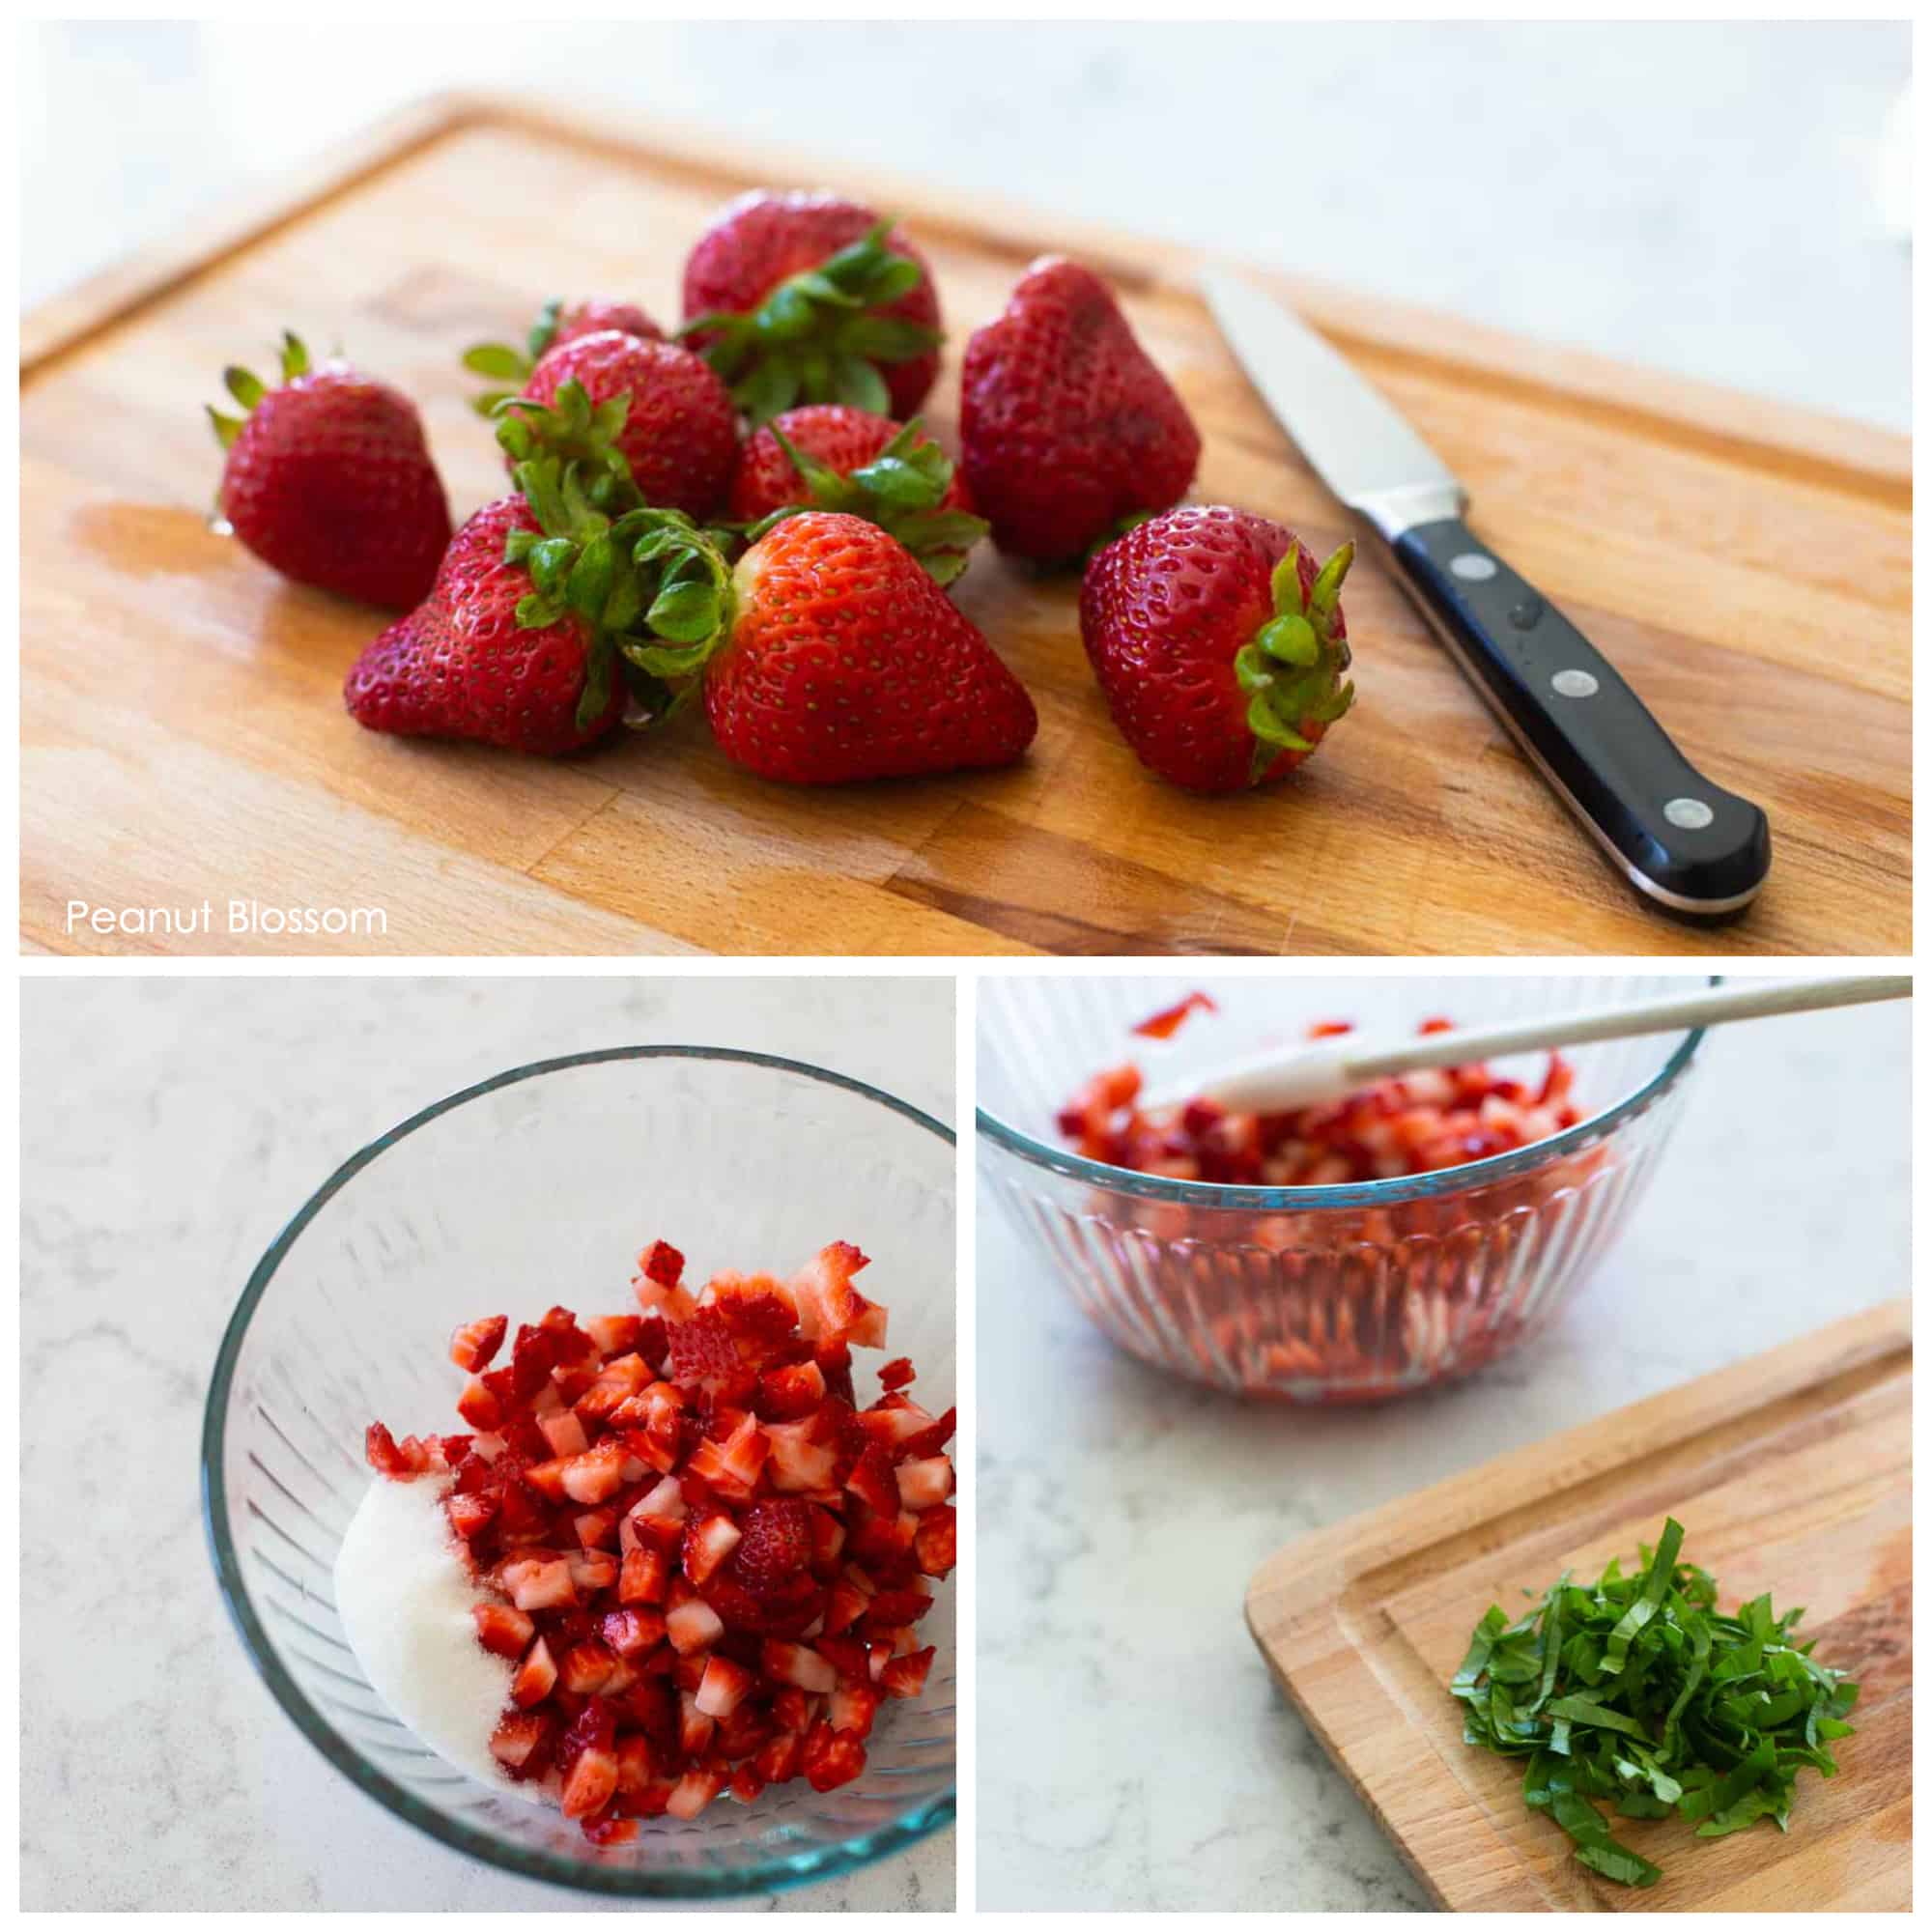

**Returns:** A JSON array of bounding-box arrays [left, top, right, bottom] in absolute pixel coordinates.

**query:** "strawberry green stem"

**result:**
[[1233, 539, 1356, 782], [506, 456, 735, 731], [677, 221, 940, 426], [749, 418, 987, 584]]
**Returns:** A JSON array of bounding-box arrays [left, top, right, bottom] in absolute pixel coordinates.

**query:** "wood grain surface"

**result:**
[[20, 96, 1912, 955], [1246, 1301, 1912, 1912]]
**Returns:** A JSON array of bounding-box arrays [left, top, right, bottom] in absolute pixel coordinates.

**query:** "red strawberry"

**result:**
[[209, 330, 450, 609], [725, 1498, 812, 1600], [703, 511, 1037, 784], [728, 407, 985, 584], [503, 332, 738, 520], [680, 191, 942, 424], [1079, 505, 1355, 791], [344, 462, 732, 755], [464, 298, 665, 404], [960, 258, 1201, 561]]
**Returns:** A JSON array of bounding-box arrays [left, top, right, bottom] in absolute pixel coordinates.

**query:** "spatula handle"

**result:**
[[1388, 516, 1772, 918]]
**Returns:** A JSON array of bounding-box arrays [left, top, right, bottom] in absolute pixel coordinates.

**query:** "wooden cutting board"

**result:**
[[21, 95, 1911, 955], [1245, 1301, 1912, 1912]]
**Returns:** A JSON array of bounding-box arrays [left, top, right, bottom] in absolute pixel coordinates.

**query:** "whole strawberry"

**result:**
[[961, 258, 1201, 562], [681, 191, 942, 424], [209, 331, 450, 610], [344, 459, 732, 756], [462, 298, 664, 406], [729, 406, 986, 584], [1080, 506, 1354, 792], [697, 511, 1036, 783], [500, 330, 738, 520]]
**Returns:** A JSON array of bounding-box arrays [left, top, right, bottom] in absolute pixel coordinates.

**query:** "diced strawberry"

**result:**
[[472, 1601, 535, 1658], [900, 1406, 957, 1461], [816, 1338, 858, 1406], [490, 1708, 554, 1774], [895, 1455, 953, 1510], [469, 1431, 507, 1463], [558, 1638, 619, 1695], [561, 1741, 618, 1820], [445, 1490, 498, 1542], [765, 1416, 838, 1492], [823, 1578, 869, 1634], [566, 1550, 618, 1594], [829, 1680, 880, 1739], [881, 1644, 936, 1699], [615, 1729, 655, 1798], [363, 1422, 413, 1478], [505, 1557, 577, 1613], [574, 1508, 616, 1550], [640, 1239, 685, 1287], [522, 1456, 571, 1503], [877, 1357, 915, 1392], [677, 1688, 716, 1756], [863, 1587, 934, 1629], [808, 1505, 847, 1574], [756, 1359, 826, 1421], [755, 1727, 805, 1784], [619, 1545, 669, 1605], [686, 1412, 770, 1500], [815, 1633, 871, 1681], [455, 1378, 505, 1430], [915, 1505, 956, 1577], [681, 1511, 743, 1587], [539, 1409, 591, 1459], [582, 1814, 638, 1846], [730, 1761, 768, 1804], [584, 1313, 642, 1358], [631, 1473, 687, 1524], [509, 1321, 559, 1400], [803, 1719, 867, 1792], [846, 1442, 899, 1516], [791, 1241, 871, 1342], [666, 1598, 725, 1656], [760, 1639, 837, 1693], [511, 1634, 558, 1706], [560, 1437, 628, 1505], [666, 1767, 725, 1820], [449, 1315, 508, 1372], [601, 1606, 667, 1658], [695, 1654, 755, 1719], [725, 1497, 812, 1601], [842, 1298, 888, 1350]]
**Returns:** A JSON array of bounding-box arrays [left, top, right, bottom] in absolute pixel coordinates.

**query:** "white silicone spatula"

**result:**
[[1146, 976, 1911, 1115]]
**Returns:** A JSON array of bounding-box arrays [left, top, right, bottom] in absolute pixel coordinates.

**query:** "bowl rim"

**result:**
[[976, 977, 1716, 1208], [201, 1043, 956, 1899]]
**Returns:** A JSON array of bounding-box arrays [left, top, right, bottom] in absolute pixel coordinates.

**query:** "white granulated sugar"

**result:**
[[333, 1473, 542, 1804]]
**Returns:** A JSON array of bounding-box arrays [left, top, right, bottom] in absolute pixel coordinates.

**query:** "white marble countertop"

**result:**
[[20, 973, 954, 1911], [976, 986, 1909, 1911], [20, 20, 1909, 431]]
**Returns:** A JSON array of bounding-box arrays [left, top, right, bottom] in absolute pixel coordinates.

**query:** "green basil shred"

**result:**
[[1449, 1519, 1858, 1887]]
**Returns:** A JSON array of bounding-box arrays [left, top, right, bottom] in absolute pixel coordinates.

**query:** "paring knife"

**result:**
[[1199, 270, 1772, 918]]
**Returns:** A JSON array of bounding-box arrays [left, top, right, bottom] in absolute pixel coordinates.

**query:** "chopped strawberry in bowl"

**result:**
[[979, 978, 1711, 1402], [204, 1047, 954, 1896]]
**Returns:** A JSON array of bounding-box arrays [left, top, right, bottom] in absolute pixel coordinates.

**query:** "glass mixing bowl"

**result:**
[[203, 1046, 955, 1897], [979, 976, 1709, 1402]]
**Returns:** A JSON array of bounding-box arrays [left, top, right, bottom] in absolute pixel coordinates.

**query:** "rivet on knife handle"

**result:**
[[1388, 517, 1772, 915]]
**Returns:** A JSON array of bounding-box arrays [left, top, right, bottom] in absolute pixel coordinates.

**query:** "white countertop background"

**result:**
[[975, 983, 1910, 1911], [20, 972, 955, 1912], [20, 19, 1909, 432]]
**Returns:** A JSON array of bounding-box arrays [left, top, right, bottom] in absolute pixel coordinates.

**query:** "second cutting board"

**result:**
[[1245, 1301, 1912, 1911]]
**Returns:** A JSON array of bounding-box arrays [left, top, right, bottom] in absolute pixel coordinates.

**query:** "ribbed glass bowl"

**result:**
[[203, 1047, 955, 1898], [979, 977, 1707, 1402]]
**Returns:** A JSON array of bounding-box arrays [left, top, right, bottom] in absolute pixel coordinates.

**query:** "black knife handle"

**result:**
[[1386, 517, 1770, 916]]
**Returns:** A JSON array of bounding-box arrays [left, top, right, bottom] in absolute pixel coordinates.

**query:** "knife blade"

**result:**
[[1200, 268, 1771, 919]]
